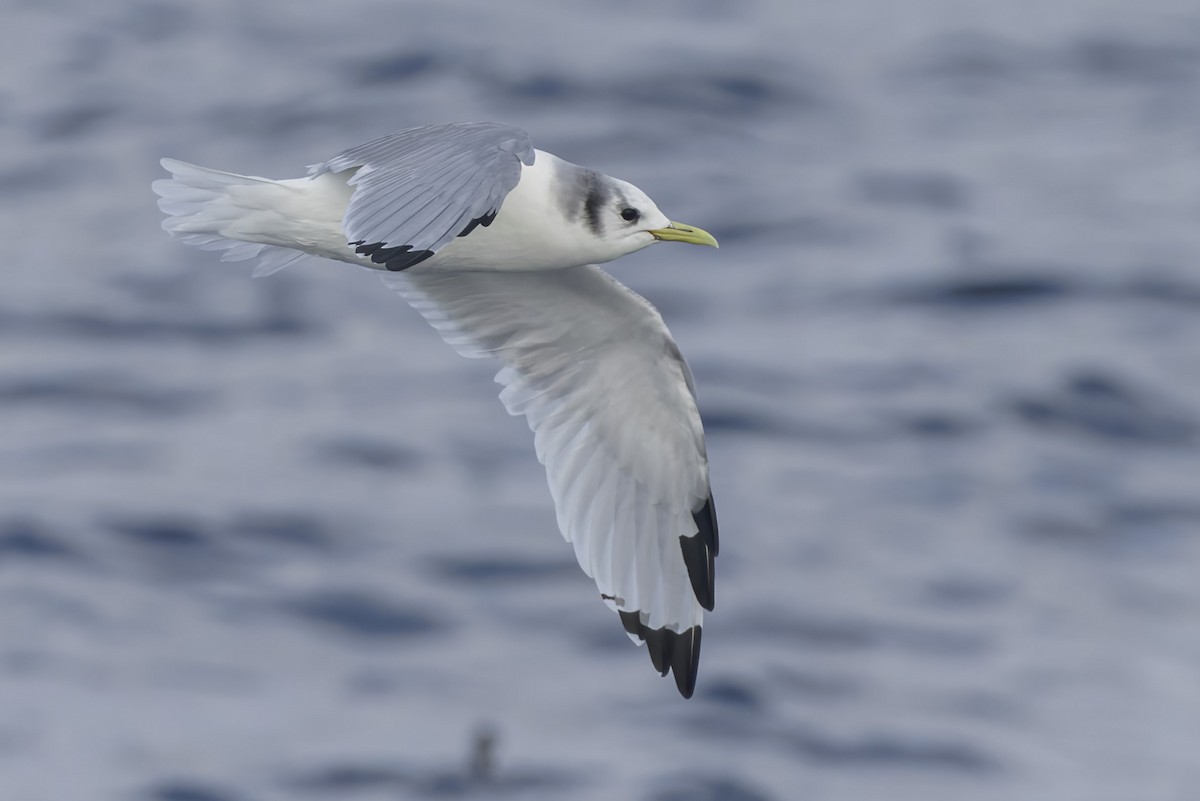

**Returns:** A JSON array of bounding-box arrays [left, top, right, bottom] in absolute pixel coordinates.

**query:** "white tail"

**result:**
[[152, 158, 309, 277]]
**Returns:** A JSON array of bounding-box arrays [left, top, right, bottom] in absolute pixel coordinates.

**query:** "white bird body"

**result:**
[[153, 122, 720, 697], [162, 149, 668, 273]]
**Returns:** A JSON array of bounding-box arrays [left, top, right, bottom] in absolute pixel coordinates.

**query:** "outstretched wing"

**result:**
[[310, 122, 534, 271], [382, 265, 718, 697]]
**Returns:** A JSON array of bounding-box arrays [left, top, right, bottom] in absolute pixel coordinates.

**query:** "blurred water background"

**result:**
[[2, 1, 1200, 799]]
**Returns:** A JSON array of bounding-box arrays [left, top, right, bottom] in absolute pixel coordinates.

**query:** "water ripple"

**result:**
[[649, 775, 775, 801], [146, 780, 247, 801], [786, 726, 998, 773], [0, 373, 206, 416], [283, 590, 446, 640], [0, 519, 82, 564], [1009, 370, 1196, 445]]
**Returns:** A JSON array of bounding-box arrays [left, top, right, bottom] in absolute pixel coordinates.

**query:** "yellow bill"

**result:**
[[648, 221, 719, 248]]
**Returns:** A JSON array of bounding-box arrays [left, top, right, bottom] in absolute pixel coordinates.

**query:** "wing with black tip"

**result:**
[[309, 122, 535, 271], [382, 265, 719, 697]]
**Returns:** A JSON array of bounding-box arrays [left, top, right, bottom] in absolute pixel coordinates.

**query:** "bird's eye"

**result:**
[[620, 207, 640, 223]]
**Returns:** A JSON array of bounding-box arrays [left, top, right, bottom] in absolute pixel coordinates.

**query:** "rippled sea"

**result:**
[[3, 2, 1199, 799]]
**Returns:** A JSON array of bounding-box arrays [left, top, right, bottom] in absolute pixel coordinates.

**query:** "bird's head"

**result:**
[[556, 163, 719, 264], [605, 176, 719, 256]]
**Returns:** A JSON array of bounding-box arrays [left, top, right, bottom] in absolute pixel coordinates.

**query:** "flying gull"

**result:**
[[152, 122, 720, 697]]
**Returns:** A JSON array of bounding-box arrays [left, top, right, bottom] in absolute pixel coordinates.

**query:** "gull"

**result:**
[[152, 122, 720, 697]]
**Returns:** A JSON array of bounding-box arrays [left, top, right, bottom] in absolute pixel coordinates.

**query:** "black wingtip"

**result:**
[[697, 492, 719, 557], [679, 493, 719, 611], [618, 610, 702, 699], [673, 626, 701, 699], [352, 241, 435, 271], [457, 209, 498, 238]]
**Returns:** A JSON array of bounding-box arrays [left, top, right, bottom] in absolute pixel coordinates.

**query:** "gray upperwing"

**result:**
[[308, 122, 535, 270]]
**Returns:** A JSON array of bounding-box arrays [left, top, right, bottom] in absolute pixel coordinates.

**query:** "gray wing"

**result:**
[[309, 122, 535, 271], [381, 265, 718, 697]]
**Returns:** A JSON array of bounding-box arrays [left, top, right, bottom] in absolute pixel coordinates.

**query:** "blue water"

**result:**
[[3, 2, 1199, 799]]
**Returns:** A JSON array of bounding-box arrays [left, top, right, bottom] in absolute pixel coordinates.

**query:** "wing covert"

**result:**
[[309, 122, 534, 270]]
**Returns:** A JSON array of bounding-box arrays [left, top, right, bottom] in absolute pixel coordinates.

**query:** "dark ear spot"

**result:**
[[582, 172, 608, 235]]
